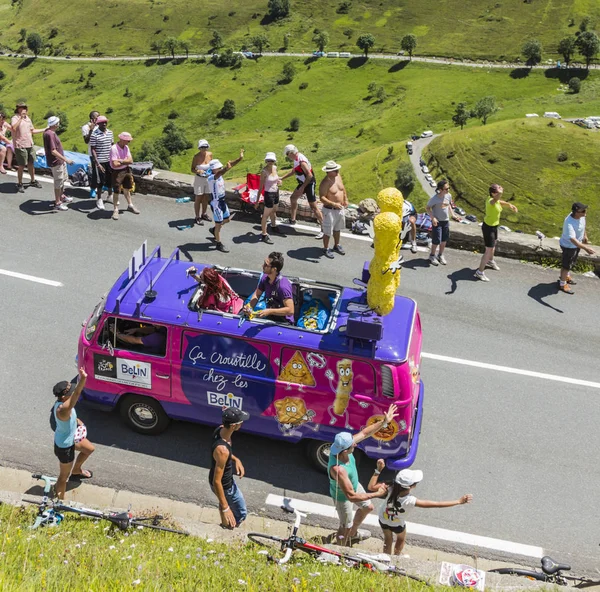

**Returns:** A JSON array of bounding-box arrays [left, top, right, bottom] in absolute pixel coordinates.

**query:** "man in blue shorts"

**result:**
[[207, 149, 244, 253]]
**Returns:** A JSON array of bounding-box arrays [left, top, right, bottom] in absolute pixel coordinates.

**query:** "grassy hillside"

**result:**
[[1, 56, 599, 217], [424, 118, 600, 242], [0, 0, 599, 60]]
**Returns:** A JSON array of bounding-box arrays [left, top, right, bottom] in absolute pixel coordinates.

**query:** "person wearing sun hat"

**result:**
[[191, 138, 213, 225], [43, 115, 75, 211], [328, 403, 398, 546], [89, 115, 115, 210], [109, 131, 138, 220], [11, 102, 46, 193], [368, 463, 472, 556], [319, 160, 348, 259], [258, 151, 284, 244]]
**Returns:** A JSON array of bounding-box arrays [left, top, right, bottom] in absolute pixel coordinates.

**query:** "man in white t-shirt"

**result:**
[[81, 110, 99, 198]]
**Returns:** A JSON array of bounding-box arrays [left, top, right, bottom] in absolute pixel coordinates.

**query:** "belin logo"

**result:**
[[207, 392, 243, 409], [120, 363, 148, 379]]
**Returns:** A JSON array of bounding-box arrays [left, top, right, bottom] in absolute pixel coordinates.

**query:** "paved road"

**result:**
[[409, 135, 439, 196], [1, 177, 599, 570]]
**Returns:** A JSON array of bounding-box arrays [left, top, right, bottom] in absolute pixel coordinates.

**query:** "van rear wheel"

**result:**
[[305, 440, 331, 473], [120, 395, 170, 435]]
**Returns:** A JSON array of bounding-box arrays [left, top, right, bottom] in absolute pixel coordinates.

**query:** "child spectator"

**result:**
[[368, 461, 472, 556]]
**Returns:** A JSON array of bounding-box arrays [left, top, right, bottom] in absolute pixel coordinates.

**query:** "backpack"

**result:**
[[71, 168, 89, 187], [49, 405, 57, 432], [351, 220, 370, 235]]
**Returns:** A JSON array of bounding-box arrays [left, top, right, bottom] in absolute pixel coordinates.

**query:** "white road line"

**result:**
[[265, 494, 544, 558], [278, 221, 373, 243], [422, 352, 600, 390], [3, 170, 90, 191], [0, 269, 63, 287]]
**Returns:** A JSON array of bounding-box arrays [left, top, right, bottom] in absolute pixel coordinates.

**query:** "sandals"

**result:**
[[69, 469, 94, 481]]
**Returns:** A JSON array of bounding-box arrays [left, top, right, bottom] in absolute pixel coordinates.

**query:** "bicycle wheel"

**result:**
[[247, 533, 287, 556], [130, 520, 188, 536], [488, 568, 548, 582]]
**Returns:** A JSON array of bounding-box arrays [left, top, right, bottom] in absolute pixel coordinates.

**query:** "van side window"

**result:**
[[100, 317, 167, 357]]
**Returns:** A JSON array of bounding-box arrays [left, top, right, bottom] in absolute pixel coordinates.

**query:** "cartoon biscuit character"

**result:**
[[333, 359, 353, 416], [274, 397, 316, 435], [365, 414, 399, 442], [278, 351, 316, 387]]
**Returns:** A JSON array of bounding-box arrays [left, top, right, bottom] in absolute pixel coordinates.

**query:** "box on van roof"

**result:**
[[79, 244, 424, 472]]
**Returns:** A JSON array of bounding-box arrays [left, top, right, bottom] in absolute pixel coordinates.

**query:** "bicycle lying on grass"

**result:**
[[247, 502, 429, 585], [489, 556, 600, 588], [23, 473, 188, 535]]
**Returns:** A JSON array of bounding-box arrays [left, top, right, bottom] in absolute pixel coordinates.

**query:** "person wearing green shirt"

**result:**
[[328, 403, 398, 546], [475, 184, 518, 282]]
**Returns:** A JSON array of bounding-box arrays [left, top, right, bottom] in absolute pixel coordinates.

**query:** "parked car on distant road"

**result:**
[[421, 166, 430, 174], [525, 113, 539, 118], [543, 112, 561, 119], [242, 51, 254, 58], [327, 52, 340, 58], [421, 130, 433, 138], [312, 51, 325, 58], [419, 158, 425, 167], [407, 147, 413, 155], [429, 180, 437, 188], [411, 135, 419, 141], [339, 52, 352, 58], [424, 174, 433, 181]]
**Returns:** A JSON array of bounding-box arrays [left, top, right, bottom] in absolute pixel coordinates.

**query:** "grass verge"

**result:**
[[0, 503, 428, 592]]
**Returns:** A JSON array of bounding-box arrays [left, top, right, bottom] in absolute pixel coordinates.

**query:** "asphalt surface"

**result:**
[[1, 176, 599, 571]]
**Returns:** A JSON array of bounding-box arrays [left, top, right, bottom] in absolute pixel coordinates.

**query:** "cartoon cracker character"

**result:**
[[325, 359, 369, 429], [274, 397, 318, 436], [367, 187, 404, 316], [362, 414, 404, 449], [278, 351, 316, 388]]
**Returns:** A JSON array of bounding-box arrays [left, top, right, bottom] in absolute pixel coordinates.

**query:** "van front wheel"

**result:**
[[305, 440, 331, 473], [120, 395, 170, 435]]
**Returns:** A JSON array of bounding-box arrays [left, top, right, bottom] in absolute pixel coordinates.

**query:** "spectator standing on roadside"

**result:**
[[53, 368, 95, 500], [319, 160, 347, 259], [426, 179, 460, 266], [209, 407, 250, 529], [110, 132, 138, 220], [11, 102, 45, 193], [402, 199, 418, 254], [81, 110, 99, 199], [43, 116, 75, 211], [207, 149, 244, 253], [558, 202, 595, 294], [258, 151, 284, 244], [191, 139, 213, 225], [89, 116, 114, 210], [280, 144, 324, 236], [0, 111, 13, 174], [328, 404, 398, 546], [367, 462, 472, 556], [474, 184, 518, 282]]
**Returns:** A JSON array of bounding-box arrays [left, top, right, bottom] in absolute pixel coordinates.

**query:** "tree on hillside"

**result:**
[[267, 0, 290, 21], [473, 96, 498, 125], [218, 99, 236, 119], [557, 36, 577, 66], [579, 16, 592, 33], [522, 39, 542, 66], [395, 162, 415, 194], [312, 30, 330, 52], [210, 31, 224, 52], [577, 31, 600, 69], [164, 37, 179, 59], [250, 33, 270, 54], [281, 61, 296, 83], [400, 34, 417, 61], [452, 102, 471, 130], [568, 77, 581, 93], [26, 32, 43, 57], [356, 33, 375, 57], [150, 40, 163, 60], [180, 40, 190, 59], [161, 122, 193, 154], [43, 109, 68, 134]]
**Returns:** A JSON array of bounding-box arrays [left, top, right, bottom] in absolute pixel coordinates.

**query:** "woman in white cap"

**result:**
[[257, 152, 284, 244], [191, 139, 213, 225], [368, 463, 472, 556], [110, 132, 138, 220]]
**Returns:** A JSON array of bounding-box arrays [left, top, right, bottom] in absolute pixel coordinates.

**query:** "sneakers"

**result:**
[[54, 202, 68, 211], [558, 282, 574, 294], [96, 198, 105, 210], [474, 270, 489, 282], [17, 183, 24, 193], [216, 242, 229, 253], [333, 244, 345, 255], [411, 242, 417, 254], [486, 260, 500, 271], [127, 204, 140, 215], [112, 210, 119, 220], [261, 234, 274, 244], [315, 230, 324, 240], [61, 195, 73, 203], [90, 189, 97, 199], [428, 254, 439, 266], [437, 253, 447, 265], [324, 248, 335, 259], [29, 180, 42, 189], [287, 218, 297, 225]]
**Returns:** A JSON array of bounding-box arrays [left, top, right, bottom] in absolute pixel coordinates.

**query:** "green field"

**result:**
[[424, 118, 600, 242], [0, 0, 599, 60], [2, 55, 600, 217]]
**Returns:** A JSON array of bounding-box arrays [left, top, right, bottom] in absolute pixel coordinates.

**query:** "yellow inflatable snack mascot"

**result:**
[[367, 187, 404, 316]]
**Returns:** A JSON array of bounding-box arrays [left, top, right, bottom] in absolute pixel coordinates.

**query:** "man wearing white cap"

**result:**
[[43, 116, 75, 211], [328, 403, 398, 546], [319, 160, 347, 259], [280, 144, 323, 236], [191, 139, 213, 225], [206, 148, 245, 252], [109, 132, 137, 220], [368, 461, 472, 556]]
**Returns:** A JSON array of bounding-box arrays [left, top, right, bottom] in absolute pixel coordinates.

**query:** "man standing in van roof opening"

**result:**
[[329, 403, 398, 546], [209, 407, 249, 529], [244, 251, 295, 324]]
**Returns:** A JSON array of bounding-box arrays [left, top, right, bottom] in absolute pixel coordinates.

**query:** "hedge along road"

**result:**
[[3, 50, 600, 70]]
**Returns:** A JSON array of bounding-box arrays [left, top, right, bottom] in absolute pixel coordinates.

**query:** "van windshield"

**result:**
[[85, 296, 106, 341]]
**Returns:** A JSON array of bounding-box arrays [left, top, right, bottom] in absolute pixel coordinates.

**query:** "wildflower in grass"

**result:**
[[137, 565, 143, 572], [214, 560, 220, 566], [130, 544, 136, 548], [308, 572, 320, 577], [238, 579, 247, 585], [218, 553, 225, 558], [63, 560, 68, 565], [168, 547, 174, 552], [293, 578, 301, 585], [75, 544, 81, 549], [132, 579, 141, 586], [202, 556, 207, 561], [109, 545, 116, 550], [192, 565, 197, 570], [186, 554, 191, 559], [120, 539, 125, 544], [208, 550, 216, 554], [206, 538, 214, 543]]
